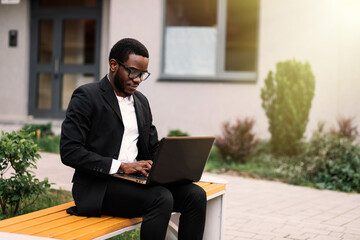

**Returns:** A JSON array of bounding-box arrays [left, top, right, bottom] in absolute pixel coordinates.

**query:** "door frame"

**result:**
[[28, 0, 102, 119]]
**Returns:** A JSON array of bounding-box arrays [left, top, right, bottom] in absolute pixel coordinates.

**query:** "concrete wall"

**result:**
[[107, 0, 360, 139], [337, 0, 360, 127], [0, 1, 29, 121]]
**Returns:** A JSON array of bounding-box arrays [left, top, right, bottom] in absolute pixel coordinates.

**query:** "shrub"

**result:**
[[215, 118, 259, 164], [261, 59, 315, 156], [167, 129, 190, 137], [0, 130, 51, 217], [330, 117, 359, 142], [22, 123, 54, 139], [22, 123, 60, 153], [34, 135, 61, 154], [301, 132, 360, 192]]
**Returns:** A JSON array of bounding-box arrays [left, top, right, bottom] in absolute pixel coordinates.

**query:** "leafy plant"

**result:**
[[167, 129, 190, 137], [22, 123, 60, 153], [301, 132, 360, 192], [261, 59, 315, 156], [330, 117, 359, 142], [215, 118, 259, 164], [34, 135, 61, 153], [22, 123, 54, 139], [0, 129, 51, 217]]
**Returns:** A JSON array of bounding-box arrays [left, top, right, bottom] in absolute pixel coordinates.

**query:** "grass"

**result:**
[[0, 188, 73, 220], [205, 145, 286, 180], [108, 229, 140, 240], [206, 152, 281, 179], [205, 144, 312, 186], [35, 135, 60, 153]]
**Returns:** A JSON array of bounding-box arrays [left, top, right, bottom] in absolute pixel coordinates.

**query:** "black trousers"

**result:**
[[101, 179, 207, 240]]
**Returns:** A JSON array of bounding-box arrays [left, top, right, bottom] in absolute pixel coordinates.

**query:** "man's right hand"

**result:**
[[118, 160, 153, 177]]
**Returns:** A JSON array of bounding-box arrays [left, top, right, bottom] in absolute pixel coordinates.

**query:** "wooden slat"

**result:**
[[0, 182, 225, 240], [0, 202, 74, 228], [194, 181, 211, 188], [0, 211, 68, 232], [36, 216, 116, 238], [202, 183, 226, 197], [56, 217, 142, 240], [16, 215, 87, 235]]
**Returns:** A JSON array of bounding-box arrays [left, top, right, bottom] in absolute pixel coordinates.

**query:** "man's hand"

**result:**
[[118, 160, 153, 177]]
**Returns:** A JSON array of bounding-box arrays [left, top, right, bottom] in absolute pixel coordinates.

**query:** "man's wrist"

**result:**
[[118, 162, 123, 173]]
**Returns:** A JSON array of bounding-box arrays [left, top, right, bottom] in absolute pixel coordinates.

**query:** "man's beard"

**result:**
[[113, 70, 130, 96]]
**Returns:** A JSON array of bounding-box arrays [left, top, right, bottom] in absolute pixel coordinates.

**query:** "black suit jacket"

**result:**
[[60, 76, 159, 216]]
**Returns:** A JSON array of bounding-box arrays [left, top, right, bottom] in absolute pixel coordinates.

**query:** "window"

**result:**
[[161, 0, 259, 82]]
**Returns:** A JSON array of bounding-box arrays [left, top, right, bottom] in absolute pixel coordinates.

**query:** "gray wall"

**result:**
[[0, 1, 29, 121], [107, 0, 360, 139]]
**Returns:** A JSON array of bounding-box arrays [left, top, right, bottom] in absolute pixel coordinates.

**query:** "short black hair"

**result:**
[[109, 38, 149, 62]]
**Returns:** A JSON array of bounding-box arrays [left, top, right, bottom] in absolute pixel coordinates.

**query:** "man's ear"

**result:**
[[109, 59, 118, 72]]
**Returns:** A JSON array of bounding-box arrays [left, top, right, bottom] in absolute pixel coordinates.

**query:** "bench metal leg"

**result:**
[[165, 192, 226, 240]]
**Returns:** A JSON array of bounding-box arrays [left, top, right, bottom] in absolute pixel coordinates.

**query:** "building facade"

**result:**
[[0, 0, 359, 139]]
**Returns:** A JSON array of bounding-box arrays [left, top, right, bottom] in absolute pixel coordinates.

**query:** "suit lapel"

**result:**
[[133, 93, 144, 131], [99, 77, 123, 122]]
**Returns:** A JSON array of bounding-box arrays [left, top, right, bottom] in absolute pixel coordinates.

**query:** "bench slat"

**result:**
[[55, 217, 142, 240], [1, 211, 68, 232], [36, 216, 120, 238], [16, 215, 87, 235], [202, 183, 226, 198], [0, 202, 74, 228], [194, 181, 211, 188]]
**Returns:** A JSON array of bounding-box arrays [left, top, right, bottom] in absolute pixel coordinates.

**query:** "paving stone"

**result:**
[[342, 233, 360, 240]]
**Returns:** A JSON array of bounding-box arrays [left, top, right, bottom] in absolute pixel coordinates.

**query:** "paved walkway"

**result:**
[[32, 152, 360, 240]]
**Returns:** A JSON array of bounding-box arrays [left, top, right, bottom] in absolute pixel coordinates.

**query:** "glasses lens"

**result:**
[[128, 69, 141, 79], [142, 72, 150, 81], [129, 70, 150, 81]]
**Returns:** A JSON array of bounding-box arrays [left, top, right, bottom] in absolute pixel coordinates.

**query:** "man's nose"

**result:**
[[132, 76, 142, 83]]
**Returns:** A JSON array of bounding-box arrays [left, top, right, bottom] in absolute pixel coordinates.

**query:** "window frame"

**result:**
[[159, 0, 260, 83]]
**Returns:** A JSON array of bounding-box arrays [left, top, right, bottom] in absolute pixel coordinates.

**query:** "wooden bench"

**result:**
[[0, 181, 226, 240]]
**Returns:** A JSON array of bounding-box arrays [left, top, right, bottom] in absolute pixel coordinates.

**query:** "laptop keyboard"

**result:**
[[122, 173, 147, 181]]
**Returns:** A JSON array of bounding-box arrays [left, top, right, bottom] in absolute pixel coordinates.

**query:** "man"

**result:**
[[60, 38, 206, 240]]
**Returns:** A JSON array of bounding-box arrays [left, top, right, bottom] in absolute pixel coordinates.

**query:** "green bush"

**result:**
[[167, 129, 190, 137], [22, 123, 54, 139], [22, 123, 60, 153], [215, 118, 259, 164], [261, 59, 315, 156], [34, 135, 60, 153], [330, 117, 359, 142], [301, 132, 360, 192], [0, 130, 51, 217]]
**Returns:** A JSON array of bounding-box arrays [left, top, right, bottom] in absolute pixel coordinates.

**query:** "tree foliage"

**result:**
[[261, 59, 315, 155]]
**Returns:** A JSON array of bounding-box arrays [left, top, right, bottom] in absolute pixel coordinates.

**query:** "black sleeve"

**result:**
[[60, 86, 112, 175]]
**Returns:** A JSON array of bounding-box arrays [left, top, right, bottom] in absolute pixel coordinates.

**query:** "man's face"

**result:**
[[112, 54, 149, 97]]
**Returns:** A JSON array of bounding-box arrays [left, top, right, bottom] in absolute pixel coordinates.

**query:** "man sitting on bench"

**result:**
[[60, 38, 207, 240]]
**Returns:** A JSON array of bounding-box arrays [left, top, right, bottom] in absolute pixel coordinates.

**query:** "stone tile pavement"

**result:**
[[32, 152, 360, 240]]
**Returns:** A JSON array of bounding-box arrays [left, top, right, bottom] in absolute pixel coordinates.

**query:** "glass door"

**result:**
[[28, 0, 101, 118]]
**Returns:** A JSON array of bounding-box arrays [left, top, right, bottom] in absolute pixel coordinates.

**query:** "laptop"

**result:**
[[111, 136, 215, 185]]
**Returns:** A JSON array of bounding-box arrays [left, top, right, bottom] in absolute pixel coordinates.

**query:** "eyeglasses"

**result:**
[[115, 59, 151, 81]]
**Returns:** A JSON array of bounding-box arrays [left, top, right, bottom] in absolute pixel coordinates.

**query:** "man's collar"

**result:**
[[117, 94, 134, 103]]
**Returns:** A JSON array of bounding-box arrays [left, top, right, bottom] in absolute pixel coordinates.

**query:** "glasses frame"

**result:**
[[115, 59, 151, 81]]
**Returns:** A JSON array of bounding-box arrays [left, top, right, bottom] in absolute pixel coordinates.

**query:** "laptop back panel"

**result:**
[[147, 137, 215, 184]]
